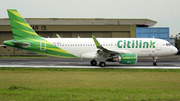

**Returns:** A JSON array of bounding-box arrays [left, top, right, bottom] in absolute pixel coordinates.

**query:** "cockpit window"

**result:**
[[166, 43, 171, 46]]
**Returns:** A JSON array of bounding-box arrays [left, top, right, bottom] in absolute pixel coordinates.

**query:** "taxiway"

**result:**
[[0, 56, 179, 69]]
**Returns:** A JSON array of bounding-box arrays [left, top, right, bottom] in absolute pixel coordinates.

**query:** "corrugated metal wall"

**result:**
[[37, 31, 130, 38], [136, 27, 169, 41]]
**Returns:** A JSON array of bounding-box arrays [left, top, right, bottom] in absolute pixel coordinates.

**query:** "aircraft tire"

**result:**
[[153, 61, 157, 66], [91, 60, 97, 66], [99, 62, 106, 67]]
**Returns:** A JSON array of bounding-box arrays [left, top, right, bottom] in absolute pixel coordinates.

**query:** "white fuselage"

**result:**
[[45, 38, 177, 58]]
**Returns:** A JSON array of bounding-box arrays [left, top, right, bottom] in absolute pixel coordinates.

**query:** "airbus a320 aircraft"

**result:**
[[1, 9, 178, 67]]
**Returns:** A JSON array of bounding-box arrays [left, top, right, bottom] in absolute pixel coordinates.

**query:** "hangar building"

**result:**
[[0, 18, 169, 55]]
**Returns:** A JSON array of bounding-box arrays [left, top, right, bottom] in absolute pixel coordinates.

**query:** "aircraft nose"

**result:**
[[172, 46, 178, 54]]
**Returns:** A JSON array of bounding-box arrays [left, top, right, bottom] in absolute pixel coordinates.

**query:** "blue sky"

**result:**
[[0, 0, 180, 37]]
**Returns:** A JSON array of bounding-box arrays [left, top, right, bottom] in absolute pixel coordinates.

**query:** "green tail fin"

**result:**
[[7, 9, 41, 40]]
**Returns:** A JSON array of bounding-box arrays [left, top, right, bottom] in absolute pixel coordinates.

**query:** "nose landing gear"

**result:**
[[153, 57, 157, 66]]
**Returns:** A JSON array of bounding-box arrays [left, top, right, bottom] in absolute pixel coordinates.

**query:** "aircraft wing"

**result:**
[[92, 35, 132, 55]]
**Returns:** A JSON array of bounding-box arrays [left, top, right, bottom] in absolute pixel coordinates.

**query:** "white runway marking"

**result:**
[[0, 65, 180, 69]]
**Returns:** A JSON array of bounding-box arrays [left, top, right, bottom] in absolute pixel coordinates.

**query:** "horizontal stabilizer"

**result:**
[[0, 45, 6, 48], [11, 41, 30, 48], [0, 45, 6, 47]]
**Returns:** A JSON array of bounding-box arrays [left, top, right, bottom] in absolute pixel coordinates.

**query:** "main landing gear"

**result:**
[[153, 57, 157, 66], [90, 60, 97, 66], [90, 60, 106, 67], [99, 62, 106, 67]]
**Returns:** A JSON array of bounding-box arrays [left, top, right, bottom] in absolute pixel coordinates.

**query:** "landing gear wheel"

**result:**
[[153, 61, 157, 66], [90, 60, 97, 66], [153, 57, 157, 66], [99, 62, 106, 67]]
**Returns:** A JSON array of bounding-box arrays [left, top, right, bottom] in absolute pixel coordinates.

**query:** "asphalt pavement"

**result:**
[[0, 55, 179, 68]]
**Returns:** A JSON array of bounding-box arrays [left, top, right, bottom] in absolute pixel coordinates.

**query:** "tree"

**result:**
[[175, 33, 180, 50], [175, 35, 179, 49]]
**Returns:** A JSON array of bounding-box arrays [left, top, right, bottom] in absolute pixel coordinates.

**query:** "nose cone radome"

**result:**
[[172, 46, 178, 54]]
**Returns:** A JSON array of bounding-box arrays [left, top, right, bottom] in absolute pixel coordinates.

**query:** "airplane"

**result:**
[[1, 9, 178, 67]]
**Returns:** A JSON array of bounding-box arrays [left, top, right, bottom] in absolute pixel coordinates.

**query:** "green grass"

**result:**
[[0, 68, 180, 101]]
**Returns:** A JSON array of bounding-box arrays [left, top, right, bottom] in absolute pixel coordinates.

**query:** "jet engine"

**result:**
[[107, 54, 137, 64]]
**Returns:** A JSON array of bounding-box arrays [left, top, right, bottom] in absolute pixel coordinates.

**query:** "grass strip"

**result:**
[[1, 67, 180, 72], [0, 68, 180, 100]]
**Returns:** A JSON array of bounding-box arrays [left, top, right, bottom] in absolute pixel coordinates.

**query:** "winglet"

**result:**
[[56, 34, 61, 38], [92, 35, 101, 48]]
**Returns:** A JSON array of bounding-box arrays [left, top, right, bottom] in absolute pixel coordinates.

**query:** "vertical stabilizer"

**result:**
[[7, 9, 41, 40]]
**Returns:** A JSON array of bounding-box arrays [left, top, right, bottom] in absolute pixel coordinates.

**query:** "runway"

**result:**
[[0, 56, 180, 69]]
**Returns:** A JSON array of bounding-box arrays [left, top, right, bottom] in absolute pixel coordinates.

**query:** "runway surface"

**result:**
[[0, 56, 180, 69]]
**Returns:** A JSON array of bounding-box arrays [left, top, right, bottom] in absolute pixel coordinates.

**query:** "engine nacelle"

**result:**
[[107, 54, 137, 64], [120, 54, 137, 64]]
